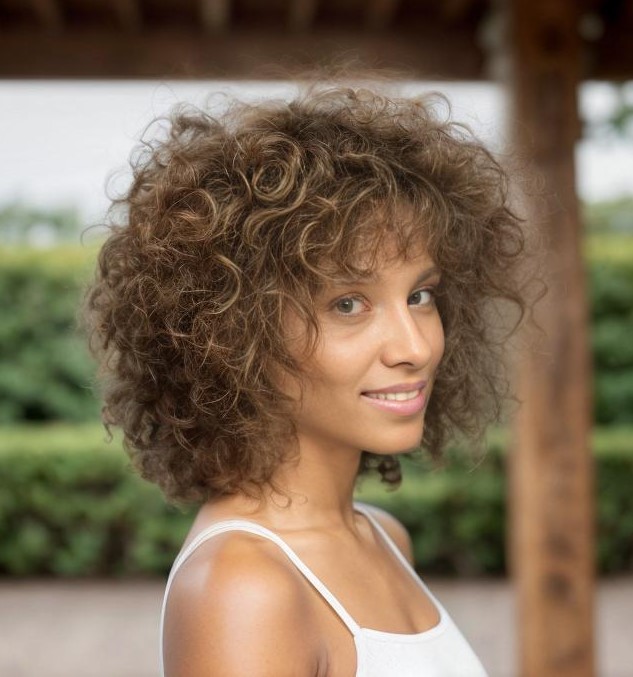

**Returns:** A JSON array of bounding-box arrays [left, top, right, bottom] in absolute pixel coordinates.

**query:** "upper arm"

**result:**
[[361, 504, 415, 566], [163, 534, 322, 677]]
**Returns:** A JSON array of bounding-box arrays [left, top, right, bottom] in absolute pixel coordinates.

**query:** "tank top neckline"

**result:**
[[342, 502, 448, 640], [168, 500, 447, 641], [160, 502, 490, 677]]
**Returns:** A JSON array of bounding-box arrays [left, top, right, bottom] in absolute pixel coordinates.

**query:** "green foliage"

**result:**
[[360, 466, 507, 576], [360, 427, 633, 576], [0, 201, 82, 245], [595, 372, 633, 424], [0, 424, 631, 577], [592, 317, 633, 368], [0, 246, 100, 423], [0, 424, 193, 576], [584, 235, 633, 424], [588, 260, 633, 320], [584, 199, 633, 235], [596, 449, 633, 573]]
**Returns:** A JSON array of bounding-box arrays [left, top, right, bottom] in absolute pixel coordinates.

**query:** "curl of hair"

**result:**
[[81, 83, 529, 504]]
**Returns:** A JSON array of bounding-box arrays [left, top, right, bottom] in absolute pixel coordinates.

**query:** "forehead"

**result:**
[[316, 202, 431, 278], [311, 247, 438, 308], [328, 231, 434, 282]]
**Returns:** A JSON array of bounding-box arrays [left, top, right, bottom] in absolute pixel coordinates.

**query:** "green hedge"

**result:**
[[2, 238, 633, 425], [0, 247, 100, 423], [0, 424, 631, 577], [586, 238, 633, 423], [0, 424, 190, 576]]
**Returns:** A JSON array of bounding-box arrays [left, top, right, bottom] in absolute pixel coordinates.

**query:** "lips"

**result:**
[[362, 380, 427, 396], [361, 381, 428, 416], [364, 389, 422, 402]]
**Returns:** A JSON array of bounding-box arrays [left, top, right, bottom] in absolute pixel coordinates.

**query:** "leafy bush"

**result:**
[[0, 247, 100, 423], [592, 317, 633, 369], [585, 237, 633, 423], [595, 372, 633, 424], [583, 198, 633, 235], [0, 424, 631, 577], [0, 424, 191, 576], [588, 262, 633, 321], [0, 202, 81, 246]]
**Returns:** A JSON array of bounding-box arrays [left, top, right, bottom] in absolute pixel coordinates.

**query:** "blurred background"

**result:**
[[1, 2, 632, 676]]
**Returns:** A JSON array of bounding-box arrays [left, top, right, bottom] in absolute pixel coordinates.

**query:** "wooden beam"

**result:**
[[112, 0, 142, 33], [30, 0, 63, 32], [365, 0, 400, 31], [0, 28, 484, 80], [288, 0, 318, 32], [506, 0, 595, 676], [200, 0, 230, 34], [589, 18, 633, 81], [441, 0, 475, 22]]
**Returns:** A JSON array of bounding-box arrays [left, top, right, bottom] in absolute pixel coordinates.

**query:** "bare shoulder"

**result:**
[[357, 502, 415, 565], [163, 531, 323, 677]]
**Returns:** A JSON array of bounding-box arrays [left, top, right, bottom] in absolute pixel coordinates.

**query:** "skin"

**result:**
[[163, 244, 446, 676]]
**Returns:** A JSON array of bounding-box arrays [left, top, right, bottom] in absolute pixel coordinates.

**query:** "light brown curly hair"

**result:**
[[81, 83, 528, 504]]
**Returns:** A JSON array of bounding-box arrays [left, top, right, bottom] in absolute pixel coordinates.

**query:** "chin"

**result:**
[[375, 424, 425, 454], [363, 433, 424, 456]]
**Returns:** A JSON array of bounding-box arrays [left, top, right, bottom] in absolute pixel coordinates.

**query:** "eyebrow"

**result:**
[[411, 266, 442, 287], [332, 265, 442, 287]]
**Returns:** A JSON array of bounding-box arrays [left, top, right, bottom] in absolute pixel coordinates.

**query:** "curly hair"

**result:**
[[81, 83, 528, 504]]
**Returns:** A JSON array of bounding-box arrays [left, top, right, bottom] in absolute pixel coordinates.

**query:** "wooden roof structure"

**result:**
[[0, 0, 631, 80], [2, 2, 617, 676]]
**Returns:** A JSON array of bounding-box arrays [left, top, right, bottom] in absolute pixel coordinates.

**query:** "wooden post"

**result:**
[[506, 0, 595, 675]]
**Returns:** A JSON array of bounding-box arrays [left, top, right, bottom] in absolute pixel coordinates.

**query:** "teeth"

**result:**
[[366, 390, 420, 402]]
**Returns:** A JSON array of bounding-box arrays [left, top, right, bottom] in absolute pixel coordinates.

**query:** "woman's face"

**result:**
[[283, 245, 445, 458]]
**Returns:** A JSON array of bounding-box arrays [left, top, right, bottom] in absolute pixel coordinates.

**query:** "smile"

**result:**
[[364, 389, 421, 402], [360, 385, 427, 416]]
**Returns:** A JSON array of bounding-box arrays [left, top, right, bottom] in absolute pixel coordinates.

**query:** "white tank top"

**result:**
[[160, 501, 489, 676]]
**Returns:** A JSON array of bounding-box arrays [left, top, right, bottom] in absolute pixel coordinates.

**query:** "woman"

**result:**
[[82, 82, 527, 676]]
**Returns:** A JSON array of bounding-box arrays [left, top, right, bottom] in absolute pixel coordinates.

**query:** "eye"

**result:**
[[408, 288, 435, 307], [333, 296, 367, 316]]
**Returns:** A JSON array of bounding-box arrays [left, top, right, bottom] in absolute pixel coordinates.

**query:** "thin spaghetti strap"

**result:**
[[159, 519, 361, 674], [352, 501, 449, 638], [353, 502, 434, 595]]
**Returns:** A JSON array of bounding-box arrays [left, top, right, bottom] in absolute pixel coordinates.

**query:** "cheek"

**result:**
[[315, 339, 362, 379], [296, 348, 356, 400], [275, 342, 348, 411]]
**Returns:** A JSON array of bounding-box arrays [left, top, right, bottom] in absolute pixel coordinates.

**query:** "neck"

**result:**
[[209, 437, 364, 532], [269, 436, 363, 528]]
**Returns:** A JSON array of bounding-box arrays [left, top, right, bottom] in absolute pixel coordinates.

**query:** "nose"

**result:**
[[379, 304, 436, 369]]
